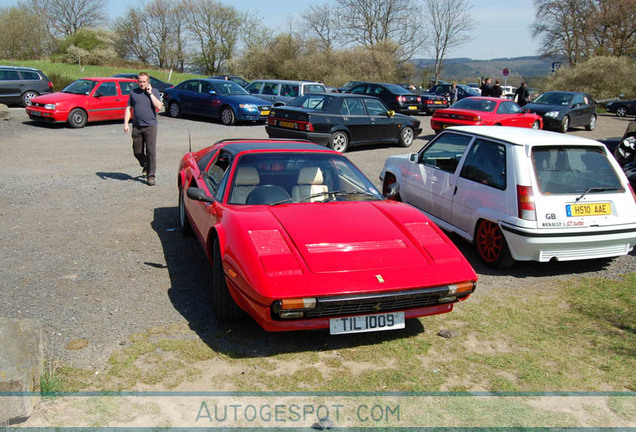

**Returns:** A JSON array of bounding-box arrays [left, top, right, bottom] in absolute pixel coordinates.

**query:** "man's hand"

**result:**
[[124, 123, 129, 133]]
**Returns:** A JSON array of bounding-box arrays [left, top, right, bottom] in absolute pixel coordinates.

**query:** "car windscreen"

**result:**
[[229, 152, 382, 204], [384, 83, 411, 94], [533, 92, 573, 106], [532, 146, 624, 194], [458, 85, 480, 96], [453, 98, 497, 112], [63, 79, 98, 95], [214, 81, 249, 95]]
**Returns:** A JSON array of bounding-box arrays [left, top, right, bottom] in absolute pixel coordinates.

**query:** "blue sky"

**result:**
[[6, 0, 540, 60]]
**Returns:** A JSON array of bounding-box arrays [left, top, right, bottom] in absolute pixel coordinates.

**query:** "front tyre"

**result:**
[[329, 131, 349, 153], [220, 107, 236, 126], [531, 120, 541, 130], [559, 115, 570, 133], [178, 188, 193, 236], [212, 238, 244, 321], [475, 220, 514, 269], [398, 126, 415, 147], [616, 106, 627, 117], [67, 108, 87, 128], [585, 114, 596, 131]]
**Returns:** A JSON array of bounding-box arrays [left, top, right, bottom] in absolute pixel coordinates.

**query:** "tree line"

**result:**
[[0, 0, 633, 88]]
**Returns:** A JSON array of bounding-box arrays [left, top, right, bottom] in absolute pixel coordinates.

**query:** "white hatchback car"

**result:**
[[380, 126, 636, 268]]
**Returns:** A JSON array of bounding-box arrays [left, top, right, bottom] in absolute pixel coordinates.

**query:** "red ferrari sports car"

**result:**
[[178, 139, 477, 334], [431, 97, 543, 134]]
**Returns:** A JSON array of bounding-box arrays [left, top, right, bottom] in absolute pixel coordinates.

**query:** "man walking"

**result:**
[[124, 72, 162, 186]]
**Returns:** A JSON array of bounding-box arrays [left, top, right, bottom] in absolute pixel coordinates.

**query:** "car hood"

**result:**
[[268, 201, 467, 273], [226, 94, 273, 106], [31, 92, 88, 104]]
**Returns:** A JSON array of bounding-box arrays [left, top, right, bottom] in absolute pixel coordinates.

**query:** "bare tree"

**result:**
[[589, 0, 636, 58], [532, 0, 596, 65], [301, 3, 341, 52], [114, 0, 187, 70], [27, 0, 107, 37], [424, 0, 475, 84], [180, 0, 246, 75], [338, 0, 426, 61]]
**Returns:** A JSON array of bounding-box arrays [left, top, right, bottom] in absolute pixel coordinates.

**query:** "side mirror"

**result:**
[[387, 110, 395, 117], [384, 182, 400, 200], [408, 153, 418, 163], [208, 90, 217, 96], [187, 187, 214, 203], [94, 93, 103, 98]]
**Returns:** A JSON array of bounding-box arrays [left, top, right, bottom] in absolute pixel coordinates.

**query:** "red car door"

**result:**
[[88, 81, 126, 121]]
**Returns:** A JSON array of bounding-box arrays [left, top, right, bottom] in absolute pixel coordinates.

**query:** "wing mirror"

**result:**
[[387, 110, 396, 117], [208, 90, 217, 96], [408, 153, 419, 163], [187, 187, 215, 203], [384, 182, 400, 199]]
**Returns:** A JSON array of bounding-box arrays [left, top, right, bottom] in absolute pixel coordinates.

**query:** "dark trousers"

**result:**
[[132, 125, 157, 178]]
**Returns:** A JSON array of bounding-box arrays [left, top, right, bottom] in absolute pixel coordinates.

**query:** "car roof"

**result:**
[[81, 77, 137, 81], [445, 126, 605, 147], [213, 139, 335, 155], [249, 79, 324, 85], [540, 90, 589, 95], [0, 65, 42, 71]]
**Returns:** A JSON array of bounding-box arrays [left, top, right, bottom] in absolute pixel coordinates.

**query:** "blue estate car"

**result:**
[[163, 79, 272, 125]]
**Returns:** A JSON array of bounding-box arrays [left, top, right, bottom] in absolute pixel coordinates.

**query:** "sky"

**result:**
[[5, 0, 541, 60]]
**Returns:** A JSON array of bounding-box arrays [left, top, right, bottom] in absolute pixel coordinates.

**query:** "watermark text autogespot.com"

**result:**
[[195, 401, 400, 425]]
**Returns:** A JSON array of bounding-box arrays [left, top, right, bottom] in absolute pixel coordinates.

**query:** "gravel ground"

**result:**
[[0, 107, 634, 370]]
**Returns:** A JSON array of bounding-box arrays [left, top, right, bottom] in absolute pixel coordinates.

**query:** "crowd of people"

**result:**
[[479, 77, 530, 106]]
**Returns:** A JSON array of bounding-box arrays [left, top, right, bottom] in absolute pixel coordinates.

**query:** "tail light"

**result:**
[[517, 185, 536, 220], [48, 81, 53, 89], [397, 96, 406, 103], [416, 96, 421, 103]]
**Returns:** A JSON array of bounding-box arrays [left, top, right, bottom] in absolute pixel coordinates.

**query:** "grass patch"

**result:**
[[44, 274, 635, 393]]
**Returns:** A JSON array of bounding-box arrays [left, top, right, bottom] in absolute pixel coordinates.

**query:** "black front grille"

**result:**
[[273, 285, 474, 320]]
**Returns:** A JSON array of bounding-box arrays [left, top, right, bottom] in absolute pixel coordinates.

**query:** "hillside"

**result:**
[[412, 56, 560, 85]]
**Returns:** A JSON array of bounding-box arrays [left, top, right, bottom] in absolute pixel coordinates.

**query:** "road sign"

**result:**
[[503, 68, 509, 77]]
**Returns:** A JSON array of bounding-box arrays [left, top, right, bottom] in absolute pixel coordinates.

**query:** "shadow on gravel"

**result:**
[[96, 171, 148, 184], [446, 231, 621, 279], [151, 206, 426, 359]]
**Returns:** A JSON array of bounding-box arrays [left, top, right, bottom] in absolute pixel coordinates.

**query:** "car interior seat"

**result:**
[[291, 166, 329, 202], [230, 166, 260, 204]]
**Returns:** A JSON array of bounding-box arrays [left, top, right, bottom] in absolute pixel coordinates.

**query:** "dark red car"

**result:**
[[178, 139, 478, 333]]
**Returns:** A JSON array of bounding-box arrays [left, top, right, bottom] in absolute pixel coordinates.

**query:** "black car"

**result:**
[[346, 82, 422, 115], [0, 65, 53, 106], [524, 91, 596, 133], [112, 73, 173, 98], [606, 99, 636, 118], [265, 93, 422, 153], [427, 83, 480, 102]]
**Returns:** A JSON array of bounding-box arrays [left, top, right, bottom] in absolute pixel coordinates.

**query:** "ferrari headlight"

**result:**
[[44, 103, 56, 110], [544, 111, 560, 119], [239, 104, 258, 111]]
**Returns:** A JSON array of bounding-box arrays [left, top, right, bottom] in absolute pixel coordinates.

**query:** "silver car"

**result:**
[[246, 79, 327, 106]]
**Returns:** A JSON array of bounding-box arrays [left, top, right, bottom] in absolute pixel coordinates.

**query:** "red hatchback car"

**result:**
[[178, 139, 478, 334], [25, 77, 137, 128], [431, 97, 543, 134]]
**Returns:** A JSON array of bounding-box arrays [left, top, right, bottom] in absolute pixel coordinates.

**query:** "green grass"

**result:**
[[0, 59, 205, 90], [44, 274, 635, 393]]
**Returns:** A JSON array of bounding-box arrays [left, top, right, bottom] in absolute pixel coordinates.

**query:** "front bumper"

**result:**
[[25, 107, 68, 123]]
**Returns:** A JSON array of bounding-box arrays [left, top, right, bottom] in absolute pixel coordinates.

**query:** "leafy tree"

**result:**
[[424, 0, 475, 84], [0, 5, 50, 59], [26, 0, 107, 38], [53, 28, 117, 65], [543, 55, 636, 99]]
